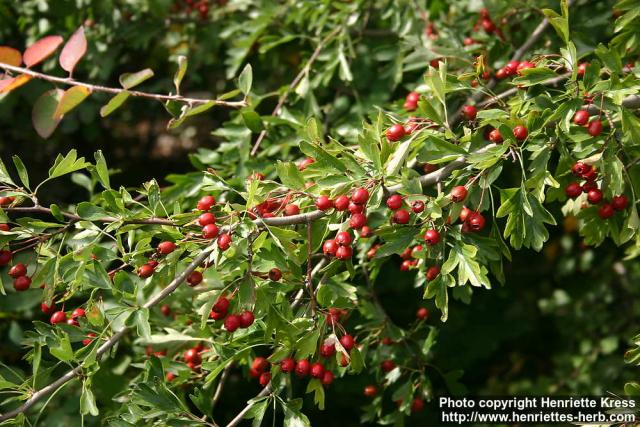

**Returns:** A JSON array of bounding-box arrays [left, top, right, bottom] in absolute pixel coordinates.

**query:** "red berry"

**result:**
[[295, 359, 310, 377], [310, 362, 325, 379], [467, 212, 486, 231], [587, 119, 603, 136], [463, 37, 476, 46], [577, 62, 588, 77], [184, 348, 202, 365], [213, 297, 230, 313], [351, 188, 369, 204], [406, 92, 420, 104], [268, 268, 282, 281], [239, 310, 255, 328], [411, 398, 425, 413], [411, 200, 425, 213], [210, 309, 227, 320], [392, 209, 410, 224], [424, 229, 440, 245], [574, 110, 589, 126], [572, 162, 592, 177], [252, 357, 269, 373], [360, 226, 373, 238], [320, 342, 336, 358], [450, 186, 468, 203], [187, 271, 203, 286], [386, 195, 403, 210], [587, 189, 603, 204], [8, 263, 27, 278], [198, 212, 216, 227], [400, 260, 414, 271], [334, 195, 349, 211], [612, 195, 629, 211], [505, 60, 520, 74], [284, 204, 300, 216], [582, 181, 598, 193], [335, 231, 352, 246], [0, 250, 12, 266], [298, 157, 315, 171], [165, 372, 175, 382], [217, 233, 232, 251], [197, 195, 216, 211], [513, 125, 528, 140], [41, 302, 56, 315], [335, 245, 353, 260], [138, 264, 155, 278], [0, 224, 10, 232], [583, 168, 598, 182], [489, 129, 503, 143], [482, 18, 496, 33], [416, 307, 429, 320], [459, 206, 472, 222], [364, 385, 378, 397], [516, 61, 535, 74], [339, 334, 355, 351], [13, 275, 31, 291], [323, 239, 338, 256], [147, 259, 159, 268], [259, 372, 271, 387], [202, 223, 219, 239], [565, 182, 583, 199], [50, 311, 67, 324], [386, 124, 406, 142], [315, 196, 333, 211], [495, 68, 507, 79], [426, 265, 440, 281], [71, 308, 86, 318], [598, 203, 615, 219], [462, 105, 477, 121], [160, 304, 171, 316], [321, 370, 334, 386], [66, 317, 79, 326], [82, 332, 97, 346], [411, 245, 423, 257], [158, 241, 176, 255], [0, 197, 14, 207], [340, 354, 349, 367], [349, 213, 367, 229], [280, 357, 295, 372], [381, 359, 396, 372], [224, 314, 241, 332]]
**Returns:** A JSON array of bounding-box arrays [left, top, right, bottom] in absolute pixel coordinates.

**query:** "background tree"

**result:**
[[0, 0, 640, 425]]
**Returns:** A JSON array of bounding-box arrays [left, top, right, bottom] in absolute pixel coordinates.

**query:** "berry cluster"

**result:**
[[208, 296, 255, 332], [566, 162, 628, 219]]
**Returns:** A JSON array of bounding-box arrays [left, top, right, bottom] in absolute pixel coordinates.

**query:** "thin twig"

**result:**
[[0, 62, 246, 109]]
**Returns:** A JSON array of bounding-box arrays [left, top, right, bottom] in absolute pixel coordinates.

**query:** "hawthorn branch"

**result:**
[[249, 26, 342, 156], [0, 62, 247, 109], [5, 205, 178, 226]]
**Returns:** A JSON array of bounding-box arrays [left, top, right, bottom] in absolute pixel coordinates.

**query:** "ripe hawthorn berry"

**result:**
[[197, 195, 216, 211], [411, 245, 423, 257], [239, 310, 255, 328], [138, 264, 155, 278], [406, 92, 420, 104], [392, 209, 410, 224], [513, 125, 528, 140], [217, 233, 232, 251], [482, 18, 496, 33], [462, 105, 477, 121], [572, 162, 591, 177], [400, 259, 415, 271], [0, 250, 12, 266], [348, 202, 364, 214], [416, 307, 429, 320], [582, 167, 598, 181], [321, 370, 334, 386], [516, 61, 535, 74], [424, 229, 440, 246], [160, 304, 171, 316], [467, 212, 486, 231], [351, 188, 369, 204], [187, 271, 203, 286], [340, 334, 355, 351], [360, 226, 373, 238], [426, 265, 441, 281], [323, 239, 338, 256], [298, 157, 315, 171], [310, 362, 325, 378], [495, 68, 508, 79], [158, 241, 176, 255], [587, 188, 603, 204], [565, 182, 583, 199], [450, 186, 468, 202], [280, 357, 295, 372], [574, 110, 590, 126], [489, 129, 503, 143], [268, 268, 282, 281], [284, 204, 300, 216], [259, 372, 271, 387], [210, 309, 227, 320], [82, 333, 97, 347], [598, 203, 615, 219], [334, 195, 349, 211], [320, 343, 336, 358], [364, 385, 378, 397], [386, 194, 403, 210], [582, 181, 598, 193], [252, 357, 269, 373], [315, 196, 333, 211], [50, 311, 67, 324], [404, 100, 417, 112], [184, 348, 202, 365], [411, 200, 425, 213], [295, 359, 310, 377], [13, 276, 31, 291], [577, 62, 588, 77], [8, 262, 27, 278], [612, 195, 629, 211], [587, 119, 603, 136], [349, 213, 367, 229], [224, 314, 241, 332], [0, 224, 9, 232], [335, 231, 352, 246], [386, 124, 406, 142], [198, 212, 216, 227], [411, 398, 425, 413], [213, 297, 230, 313], [41, 302, 56, 315], [202, 223, 219, 239], [336, 245, 353, 260], [72, 308, 86, 318], [381, 360, 396, 372]]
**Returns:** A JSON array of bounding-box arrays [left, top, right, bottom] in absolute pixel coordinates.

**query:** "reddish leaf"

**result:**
[[32, 89, 64, 139], [0, 47, 22, 67], [23, 35, 64, 68], [59, 27, 87, 75], [0, 75, 33, 93]]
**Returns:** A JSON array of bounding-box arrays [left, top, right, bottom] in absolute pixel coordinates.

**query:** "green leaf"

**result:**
[[53, 86, 91, 119], [295, 329, 319, 359], [94, 150, 110, 189], [299, 141, 347, 174], [100, 91, 130, 117], [276, 161, 305, 190], [442, 242, 491, 288], [50, 333, 74, 362], [0, 158, 15, 185], [173, 56, 187, 94], [48, 150, 90, 180], [80, 380, 99, 416], [282, 401, 311, 427], [306, 379, 325, 410], [76, 202, 110, 220], [244, 398, 269, 427], [375, 228, 420, 258], [238, 63, 253, 95], [542, 0, 569, 45], [12, 156, 29, 190], [119, 69, 154, 90], [32, 89, 64, 139], [242, 110, 264, 133]]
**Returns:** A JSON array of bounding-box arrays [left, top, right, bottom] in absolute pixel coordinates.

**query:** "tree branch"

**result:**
[[0, 62, 247, 109]]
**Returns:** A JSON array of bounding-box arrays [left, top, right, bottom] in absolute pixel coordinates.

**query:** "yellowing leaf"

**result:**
[[23, 35, 64, 68], [59, 26, 87, 75], [0, 74, 32, 93], [119, 69, 154, 89], [54, 86, 91, 119], [0, 46, 22, 67], [32, 89, 64, 139]]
